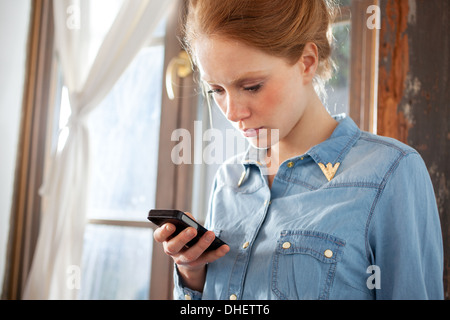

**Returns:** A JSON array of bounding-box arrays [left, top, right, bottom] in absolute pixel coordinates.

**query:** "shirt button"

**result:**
[[287, 162, 295, 168], [184, 294, 192, 300], [242, 241, 250, 249], [324, 249, 333, 258], [229, 294, 237, 300], [282, 242, 291, 249]]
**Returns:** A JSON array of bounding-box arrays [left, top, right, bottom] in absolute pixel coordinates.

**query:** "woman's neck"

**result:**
[[267, 93, 338, 174]]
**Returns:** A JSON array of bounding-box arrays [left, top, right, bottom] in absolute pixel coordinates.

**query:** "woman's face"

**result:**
[[194, 36, 314, 149]]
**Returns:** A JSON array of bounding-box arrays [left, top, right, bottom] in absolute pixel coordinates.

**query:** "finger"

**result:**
[[178, 231, 216, 263], [178, 233, 230, 267], [202, 244, 230, 263], [180, 244, 230, 269], [164, 227, 198, 256], [153, 223, 176, 243]]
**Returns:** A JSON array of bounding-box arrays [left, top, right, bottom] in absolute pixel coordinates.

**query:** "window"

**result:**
[[348, 0, 379, 133], [325, 0, 352, 116], [57, 19, 167, 300], [81, 45, 164, 299]]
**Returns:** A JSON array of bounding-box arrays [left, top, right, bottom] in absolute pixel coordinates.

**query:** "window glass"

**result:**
[[79, 224, 152, 300], [78, 45, 164, 299], [325, 21, 351, 116], [87, 45, 164, 221]]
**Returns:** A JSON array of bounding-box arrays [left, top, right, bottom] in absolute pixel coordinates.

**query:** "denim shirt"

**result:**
[[173, 116, 444, 300]]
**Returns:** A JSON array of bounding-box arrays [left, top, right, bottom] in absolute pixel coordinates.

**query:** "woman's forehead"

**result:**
[[194, 36, 283, 84]]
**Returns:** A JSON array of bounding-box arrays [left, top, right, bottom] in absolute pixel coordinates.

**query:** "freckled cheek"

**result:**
[[258, 86, 287, 117]]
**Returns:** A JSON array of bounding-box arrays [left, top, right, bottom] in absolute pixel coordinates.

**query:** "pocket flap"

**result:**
[[277, 230, 346, 263]]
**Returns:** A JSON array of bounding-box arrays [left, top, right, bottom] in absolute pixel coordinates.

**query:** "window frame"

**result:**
[[349, 0, 380, 133], [3, 0, 56, 300], [149, 0, 199, 299]]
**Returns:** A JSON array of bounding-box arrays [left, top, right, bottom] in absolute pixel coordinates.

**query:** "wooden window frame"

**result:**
[[349, 0, 380, 133], [149, 0, 198, 300], [2, 0, 55, 300]]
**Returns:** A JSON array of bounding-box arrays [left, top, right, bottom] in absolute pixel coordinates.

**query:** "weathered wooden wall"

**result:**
[[378, 0, 449, 299]]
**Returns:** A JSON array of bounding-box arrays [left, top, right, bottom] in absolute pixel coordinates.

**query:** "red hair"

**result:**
[[183, 0, 337, 84]]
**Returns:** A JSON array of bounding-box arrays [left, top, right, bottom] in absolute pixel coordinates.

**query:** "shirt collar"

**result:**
[[241, 115, 361, 181], [307, 115, 361, 167]]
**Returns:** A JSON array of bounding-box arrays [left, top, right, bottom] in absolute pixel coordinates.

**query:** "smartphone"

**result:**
[[147, 209, 227, 251]]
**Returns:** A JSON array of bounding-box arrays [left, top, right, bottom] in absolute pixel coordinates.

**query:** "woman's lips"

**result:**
[[242, 127, 264, 138]]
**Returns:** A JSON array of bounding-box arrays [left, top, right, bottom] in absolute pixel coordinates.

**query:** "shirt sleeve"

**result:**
[[367, 151, 444, 299], [172, 264, 203, 300]]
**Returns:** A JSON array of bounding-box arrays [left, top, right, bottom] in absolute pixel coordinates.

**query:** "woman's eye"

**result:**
[[208, 88, 224, 95], [244, 84, 262, 93]]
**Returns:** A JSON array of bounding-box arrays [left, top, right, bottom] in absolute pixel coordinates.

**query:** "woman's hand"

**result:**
[[153, 212, 229, 292]]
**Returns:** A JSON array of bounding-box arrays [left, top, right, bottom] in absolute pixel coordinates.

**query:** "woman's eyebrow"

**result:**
[[202, 71, 268, 86]]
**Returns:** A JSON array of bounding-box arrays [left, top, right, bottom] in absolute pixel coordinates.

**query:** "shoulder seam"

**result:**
[[359, 133, 417, 156]]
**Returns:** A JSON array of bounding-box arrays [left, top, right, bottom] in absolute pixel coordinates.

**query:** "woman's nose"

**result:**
[[225, 94, 250, 123]]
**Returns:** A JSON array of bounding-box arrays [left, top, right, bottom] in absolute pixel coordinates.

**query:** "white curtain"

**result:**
[[23, 0, 176, 300]]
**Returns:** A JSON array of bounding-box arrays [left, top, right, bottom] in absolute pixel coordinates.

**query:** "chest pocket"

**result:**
[[272, 230, 346, 300]]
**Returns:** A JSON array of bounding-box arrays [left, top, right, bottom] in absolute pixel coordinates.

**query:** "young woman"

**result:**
[[154, 0, 444, 300]]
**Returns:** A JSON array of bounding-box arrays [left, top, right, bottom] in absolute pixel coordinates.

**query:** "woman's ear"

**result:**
[[298, 42, 319, 84]]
